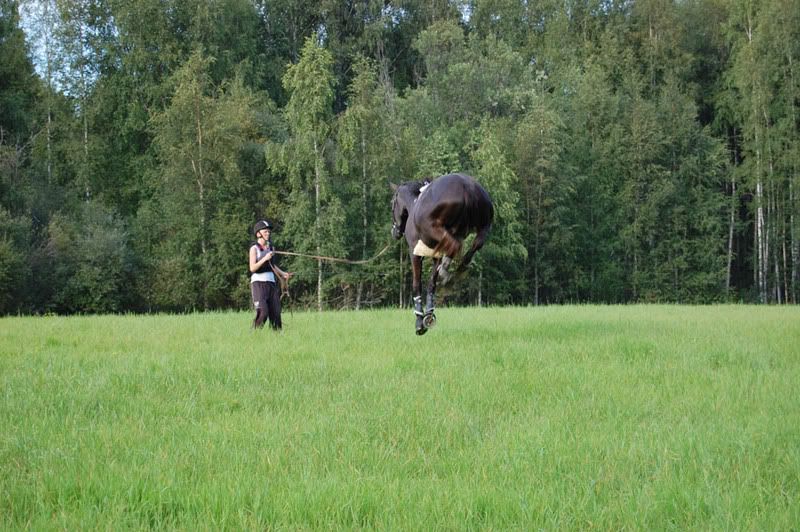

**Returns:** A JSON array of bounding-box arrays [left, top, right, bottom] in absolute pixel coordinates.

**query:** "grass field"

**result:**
[[1, 305, 799, 529]]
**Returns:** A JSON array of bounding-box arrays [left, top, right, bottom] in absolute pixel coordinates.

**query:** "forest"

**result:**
[[0, 0, 798, 314]]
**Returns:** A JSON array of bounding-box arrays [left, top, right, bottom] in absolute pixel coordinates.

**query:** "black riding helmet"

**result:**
[[254, 220, 272, 235]]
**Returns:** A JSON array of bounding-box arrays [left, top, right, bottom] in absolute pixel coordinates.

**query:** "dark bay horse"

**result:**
[[391, 173, 494, 335]]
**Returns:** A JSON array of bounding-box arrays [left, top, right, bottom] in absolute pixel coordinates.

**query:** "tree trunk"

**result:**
[[787, 52, 798, 304], [756, 176, 766, 303], [632, 180, 641, 302], [726, 129, 738, 294], [726, 177, 736, 295], [772, 186, 781, 304], [46, 106, 52, 183], [78, 20, 90, 201], [355, 280, 364, 310], [534, 174, 544, 305], [765, 111, 781, 304], [44, 1, 54, 183], [477, 269, 483, 307], [523, 176, 531, 303], [791, 179, 798, 303], [356, 130, 368, 310], [743, 10, 768, 303], [783, 224, 789, 304], [754, 106, 767, 302], [192, 89, 208, 310], [44, 4, 53, 184], [314, 139, 322, 312]]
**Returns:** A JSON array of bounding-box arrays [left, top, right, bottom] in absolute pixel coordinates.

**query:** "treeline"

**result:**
[[0, 0, 798, 314]]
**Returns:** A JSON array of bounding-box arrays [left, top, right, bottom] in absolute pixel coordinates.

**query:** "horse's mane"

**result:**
[[401, 179, 429, 197]]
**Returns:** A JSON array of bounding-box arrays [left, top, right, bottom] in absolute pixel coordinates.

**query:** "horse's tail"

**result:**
[[463, 179, 494, 229]]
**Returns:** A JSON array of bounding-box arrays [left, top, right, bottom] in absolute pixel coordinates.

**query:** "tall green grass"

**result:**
[[1, 305, 798, 529]]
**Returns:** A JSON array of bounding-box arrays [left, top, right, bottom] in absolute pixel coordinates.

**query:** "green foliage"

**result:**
[[0, 208, 30, 313], [512, 96, 572, 303], [336, 55, 397, 307], [467, 119, 527, 303], [0, 0, 36, 137], [0, 237, 24, 313], [42, 202, 133, 313], [271, 34, 347, 308], [0, 0, 796, 312], [148, 49, 261, 310]]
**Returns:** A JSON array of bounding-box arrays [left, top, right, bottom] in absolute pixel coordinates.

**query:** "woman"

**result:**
[[250, 220, 292, 329]]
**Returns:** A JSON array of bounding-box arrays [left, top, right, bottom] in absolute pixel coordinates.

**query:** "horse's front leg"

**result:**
[[424, 258, 441, 328], [411, 255, 427, 335]]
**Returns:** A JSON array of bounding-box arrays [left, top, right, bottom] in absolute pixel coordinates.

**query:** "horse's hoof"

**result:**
[[415, 316, 427, 335], [422, 313, 436, 328]]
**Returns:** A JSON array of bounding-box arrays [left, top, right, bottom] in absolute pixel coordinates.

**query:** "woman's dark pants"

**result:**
[[252, 281, 282, 330]]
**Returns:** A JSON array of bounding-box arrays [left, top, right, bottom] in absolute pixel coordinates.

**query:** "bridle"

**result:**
[[391, 181, 428, 238], [391, 192, 406, 237]]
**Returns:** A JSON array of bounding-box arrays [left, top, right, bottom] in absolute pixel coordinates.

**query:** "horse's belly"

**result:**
[[413, 240, 444, 258]]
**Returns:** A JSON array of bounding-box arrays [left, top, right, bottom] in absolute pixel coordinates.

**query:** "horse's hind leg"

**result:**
[[457, 224, 491, 273], [437, 256, 454, 285], [411, 255, 427, 335], [429, 223, 462, 286]]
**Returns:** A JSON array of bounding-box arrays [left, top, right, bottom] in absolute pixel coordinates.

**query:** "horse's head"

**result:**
[[389, 183, 408, 239]]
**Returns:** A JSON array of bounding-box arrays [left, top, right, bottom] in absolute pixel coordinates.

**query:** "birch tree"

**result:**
[[273, 34, 344, 311], [150, 49, 258, 310], [756, 0, 800, 302], [52, 0, 114, 200], [727, 0, 771, 302], [337, 55, 389, 309], [18, 0, 60, 184]]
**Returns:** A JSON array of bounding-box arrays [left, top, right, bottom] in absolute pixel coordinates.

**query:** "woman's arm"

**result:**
[[249, 246, 273, 273], [271, 263, 293, 280]]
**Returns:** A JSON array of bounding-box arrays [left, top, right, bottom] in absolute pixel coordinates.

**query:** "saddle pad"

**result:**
[[413, 239, 444, 258]]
